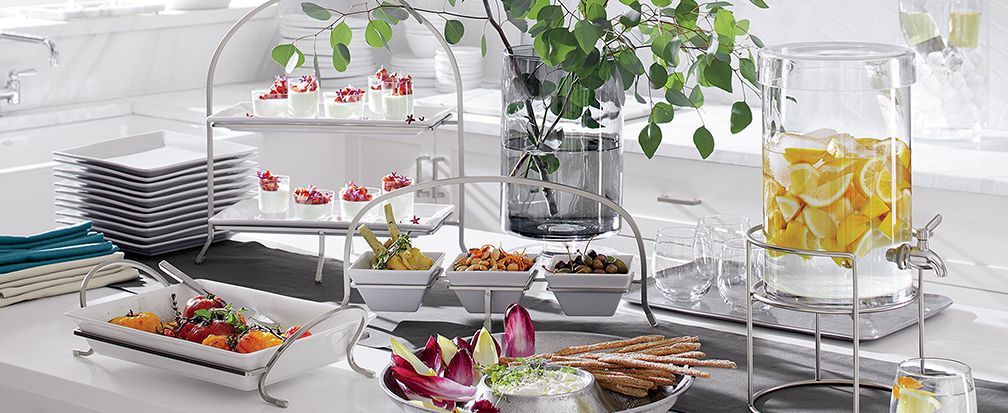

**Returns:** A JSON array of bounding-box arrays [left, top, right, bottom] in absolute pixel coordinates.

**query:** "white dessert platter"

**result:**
[[54, 131, 258, 177], [210, 101, 454, 134], [68, 270, 375, 392], [209, 200, 455, 236]]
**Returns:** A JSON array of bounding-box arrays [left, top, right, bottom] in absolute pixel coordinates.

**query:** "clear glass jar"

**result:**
[[758, 42, 916, 307], [500, 46, 623, 241]]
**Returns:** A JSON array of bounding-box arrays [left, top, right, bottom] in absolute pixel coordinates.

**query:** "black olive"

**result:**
[[605, 264, 619, 273], [555, 260, 567, 269], [592, 260, 604, 270], [614, 259, 628, 273], [587, 250, 597, 258], [583, 257, 594, 267]]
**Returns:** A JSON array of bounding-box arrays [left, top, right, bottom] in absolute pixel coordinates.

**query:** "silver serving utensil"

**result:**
[[158, 260, 279, 329]]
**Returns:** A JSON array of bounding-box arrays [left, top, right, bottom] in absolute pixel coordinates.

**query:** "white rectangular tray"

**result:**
[[66, 279, 374, 390], [210, 199, 454, 234], [209, 102, 454, 135], [54, 157, 256, 184], [54, 131, 258, 177]]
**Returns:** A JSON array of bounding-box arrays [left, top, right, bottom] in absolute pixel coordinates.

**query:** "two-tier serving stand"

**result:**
[[190, 0, 660, 407], [743, 214, 949, 412]]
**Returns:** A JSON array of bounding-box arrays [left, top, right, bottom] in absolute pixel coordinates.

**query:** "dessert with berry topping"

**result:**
[[251, 76, 289, 117], [323, 85, 366, 119], [257, 170, 290, 214], [383, 74, 414, 120], [292, 185, 333, 220], [288, 74, 319, 118], [381, 171, 415, 218], [340, 181, 379, 220], [367, 67, 397, 118]]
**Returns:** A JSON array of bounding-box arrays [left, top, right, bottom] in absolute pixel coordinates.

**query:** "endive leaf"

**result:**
[[472, 328, 499, 368], [391, 338, 435, 376], [437, 334, 459, 364], [445, 348, 475, 386], [504, 303, 535, 357], [421, 336, 444, 374], [391, 366, 477, 401]]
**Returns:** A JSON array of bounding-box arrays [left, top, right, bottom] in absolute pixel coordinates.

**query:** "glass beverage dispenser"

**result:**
[[758, 43, 917, 307]]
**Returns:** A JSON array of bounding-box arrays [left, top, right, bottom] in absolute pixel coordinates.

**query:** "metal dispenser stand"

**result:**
[[743, 214, 948, 412]]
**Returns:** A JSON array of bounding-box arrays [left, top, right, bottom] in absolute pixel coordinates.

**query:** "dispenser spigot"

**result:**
[[885, 214, 948, 278]]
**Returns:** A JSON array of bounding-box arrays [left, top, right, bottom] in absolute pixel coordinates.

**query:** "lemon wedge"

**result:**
[[776, 194, 803, 221], [798, 174, 852, 208], [895, 188, 912, 220], [782, 221, 809, 250], [849, 228, 876, 258], [873, 138, 911, 169], [803, 206, 837, 239], [875, 169, 898, 204], [827, 197, 853, 225], [895, 387, 942, 413], [820, 236, 851, 268], [856, 157, 885, 198], [863, 192, 891, 219], [783, 147, 828, 165], [786, 163, 820, 195], [836, 213, 870, 247], [818, 158, 857, 182]]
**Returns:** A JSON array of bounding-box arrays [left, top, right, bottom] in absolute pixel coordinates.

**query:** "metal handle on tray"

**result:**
[[74, 259, 174, 357], [258, 305, 374, 408]]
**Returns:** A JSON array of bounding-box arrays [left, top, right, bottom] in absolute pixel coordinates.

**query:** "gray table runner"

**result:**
[[130, 241, 1008, 412]]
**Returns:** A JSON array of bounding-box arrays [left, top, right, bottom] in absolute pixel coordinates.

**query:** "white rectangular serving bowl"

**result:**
[[444, 253, 539, 287], [348, 251, 445, 285], [544, 254, 635, 290], [66, 279, 373, 390], [549, 276, 634, 317]]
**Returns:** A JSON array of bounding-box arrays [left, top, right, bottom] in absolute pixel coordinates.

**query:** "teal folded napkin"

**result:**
[[0, 232, 105, 253], [0, 222, 92, 247], [0, 249, 120, 274], [0, 241, 117, 271]]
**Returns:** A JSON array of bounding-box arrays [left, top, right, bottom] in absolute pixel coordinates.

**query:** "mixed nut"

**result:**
[[452, 245, 535, 272], [547, 249, 628, 274]]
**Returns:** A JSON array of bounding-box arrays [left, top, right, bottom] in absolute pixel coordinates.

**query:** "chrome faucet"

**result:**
[[0, 31, 59, 114], [886, 214, 948, 278], [0, 32, 60, 67]]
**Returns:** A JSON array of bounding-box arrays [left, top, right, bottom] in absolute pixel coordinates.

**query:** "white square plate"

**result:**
[[53, 167, 253, 194], [56, 210, 207, 237], [55, 175, 254, 200], [54, 131, 258, 177], [56, 192, 244, 217], [54, 157, 256, 184], [54, 185, 253, 209]]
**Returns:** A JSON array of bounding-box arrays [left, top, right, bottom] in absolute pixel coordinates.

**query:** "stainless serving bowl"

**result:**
[[379, 331, 694, 413]]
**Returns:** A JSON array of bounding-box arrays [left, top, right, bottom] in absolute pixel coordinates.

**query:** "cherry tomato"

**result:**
[[182, 294, 225, 319]]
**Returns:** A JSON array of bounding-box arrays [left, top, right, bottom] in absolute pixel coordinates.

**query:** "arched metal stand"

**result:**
[[743, 218, 945, 412], [195, 0, 470, 272], [72, 259, 374, 408], [339, 175, 657, 328]]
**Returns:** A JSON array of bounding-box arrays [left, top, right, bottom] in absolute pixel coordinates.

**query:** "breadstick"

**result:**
[[554, 335, 664, 356], [601, 383, 649, 398], [593, 373, 654, 389], [613, 336, 699, 353], [618, 353, 737, 369], [670, 351, 706, 359], [597, 354, 712, 378], [639, 342, 702, 356]]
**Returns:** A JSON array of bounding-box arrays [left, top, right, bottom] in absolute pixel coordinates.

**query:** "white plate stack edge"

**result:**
[[52, 131, 259, 256]]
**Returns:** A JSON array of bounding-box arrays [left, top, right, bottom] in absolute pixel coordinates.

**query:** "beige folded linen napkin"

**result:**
[[0, 268, 139, 307], [0, 252, 126, 286], [0, 266, 138, 298]]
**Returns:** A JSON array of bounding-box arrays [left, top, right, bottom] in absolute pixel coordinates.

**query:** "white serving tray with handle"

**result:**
[[66, 278, 374, 390]]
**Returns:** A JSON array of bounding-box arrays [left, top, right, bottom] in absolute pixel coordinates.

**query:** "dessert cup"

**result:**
[[289, 89, 319, 118], [292, 190, 334, 220], [323, 90, 365, 119], [383, 94, 413, 121], [250, 89, 288, 117], [258, 175, 290, 214], [339, 186, 380, 220]]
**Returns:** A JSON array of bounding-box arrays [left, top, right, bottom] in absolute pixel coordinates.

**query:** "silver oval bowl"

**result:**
[[379, 332, 694, 413]]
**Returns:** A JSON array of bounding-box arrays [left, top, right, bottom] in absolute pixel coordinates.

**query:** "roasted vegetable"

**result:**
[[236, 330, 283, 353], [201, 334, 232, 351], [182, 294, 226, 319], [109, 311, 162, 333], [359, 204, 432, 271]]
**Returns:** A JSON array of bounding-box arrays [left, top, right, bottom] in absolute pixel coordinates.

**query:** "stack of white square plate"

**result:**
[[52, 131, 259, 256]]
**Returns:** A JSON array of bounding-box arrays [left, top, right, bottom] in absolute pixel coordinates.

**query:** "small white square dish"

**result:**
[[444, 253, 539, 287], [544, 254, 635, 290], [348, 251, 445, 286]]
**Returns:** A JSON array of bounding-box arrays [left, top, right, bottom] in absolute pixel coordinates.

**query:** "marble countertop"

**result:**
[[1, 227, 1006, 412]]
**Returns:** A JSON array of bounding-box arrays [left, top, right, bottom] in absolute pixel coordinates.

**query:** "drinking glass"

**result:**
[[652, 226, 713, 303], [696, 215, 752, 281], [891, 358, 977, 413], [717, 237, 770, 313]]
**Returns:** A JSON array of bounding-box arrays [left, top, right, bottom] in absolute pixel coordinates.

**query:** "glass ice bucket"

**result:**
[[758, 42, 917, 307]]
